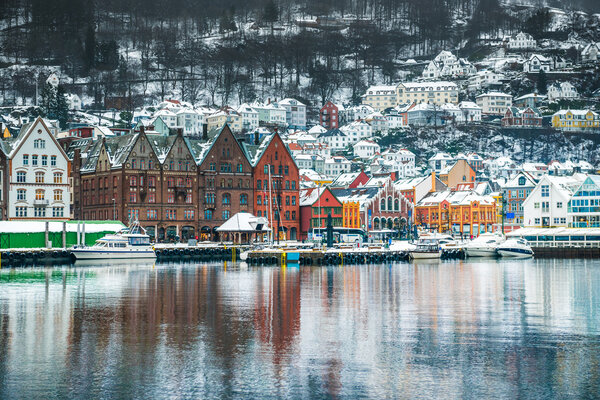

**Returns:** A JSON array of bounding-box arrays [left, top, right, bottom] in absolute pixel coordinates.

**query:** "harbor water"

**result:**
[[0, 259, 599, 399]]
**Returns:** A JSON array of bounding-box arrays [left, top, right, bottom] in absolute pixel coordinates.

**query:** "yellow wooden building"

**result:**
[[415, 189, 497, 236], [552, 109, 599, 131]]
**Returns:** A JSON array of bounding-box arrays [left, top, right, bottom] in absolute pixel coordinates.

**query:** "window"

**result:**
[[148, 193, 156, 203], [284, 166, 289, 175], [209, 162, 216, 171], [222, 193, 230, 205], [35, 172, 44, 183], [165, 209, 176, 220], [541, 185, 549, 197], [557, 202, 563, 208], [275, 151, 278, 160], [41, 155, 47, 166], [204, 209, 213, 220], [285, 211, 290, 220], [285, 181, 290, 189], [17, 189, 26, 201], [53, 173, 63, 184], [240, 194, 248, 205], [35, 189, 45, 200], [237, 163, 243, 173], [147, 209, 158, 220], [291, 181, 296, 190], [52, 207, 64, 218], [131, 159, 137, 169], [535, 218, 540, 225], [291, 211, 296, 220], [23, 154, 29, 165], [128, 209, 140, 221], [34, 207, 46, 218], [16, 206, 27, 217], [32, 155, 38, 166], [148, 176, 156, 187], [264, 165, 269, 174], [222, 210, 230, 220], [534, 202, 539, 209], [381, 199, 385, 211], [54, 190, 62, 201], [286, 196, 290, 205], [257, 195, 262, 205], [34, 139, 45, 149], [184, 210, 195, 220], [278, 165, 283, 175], [130, 176, 137, 187], [17, 171, 27, 183], [291, 196, 296, 206], [257, 180, 261, 190], [168, 193, 174, 203], [518, 176, 526, 186]]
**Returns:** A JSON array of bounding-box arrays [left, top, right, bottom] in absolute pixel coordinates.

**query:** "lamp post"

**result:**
[[112, 198, 116, 221]]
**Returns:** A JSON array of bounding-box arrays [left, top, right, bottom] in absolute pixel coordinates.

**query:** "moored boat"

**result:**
[[464, 232, 505, 257], [71, 222, 156, 260], [496, 238, 534, 258]]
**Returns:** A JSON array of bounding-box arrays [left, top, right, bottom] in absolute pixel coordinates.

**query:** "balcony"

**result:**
[[34, 199, 49, 207]]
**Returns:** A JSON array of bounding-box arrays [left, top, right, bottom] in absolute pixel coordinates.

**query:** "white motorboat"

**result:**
[[71, 222, 156, 260], [464, 233, 505, 257], [496, 238, 534, 258], [409, 234, 449, 259]]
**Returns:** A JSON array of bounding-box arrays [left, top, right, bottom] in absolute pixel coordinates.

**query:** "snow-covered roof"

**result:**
[[299, 186, 328, 206], [216, 212, 269, 232]]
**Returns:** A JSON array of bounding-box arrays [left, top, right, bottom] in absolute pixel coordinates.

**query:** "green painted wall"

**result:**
[[0, 221, 125, 249]]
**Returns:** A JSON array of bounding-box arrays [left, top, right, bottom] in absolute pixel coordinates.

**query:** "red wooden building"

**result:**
[[319, 101, 340, 130], [252, 132, 300, 241], [299, 187, 343, 240]]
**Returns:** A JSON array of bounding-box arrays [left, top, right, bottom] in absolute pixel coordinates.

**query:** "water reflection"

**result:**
[[0, 259, 599, 398]]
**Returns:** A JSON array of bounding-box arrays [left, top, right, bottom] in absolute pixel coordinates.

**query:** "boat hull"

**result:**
[[496, 248, 533, 258], [409, 251, 442, 260], [72, 248, 157, 260], [465, 248, 498, 257]]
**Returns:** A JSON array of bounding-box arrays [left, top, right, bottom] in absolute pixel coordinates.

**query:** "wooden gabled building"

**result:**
[[73, 128, 202, 241], [197, 125, 254, 241]]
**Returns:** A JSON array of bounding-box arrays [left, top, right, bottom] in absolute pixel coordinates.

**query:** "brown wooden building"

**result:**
[[197, 125, 254, 241], [73, 128, 202, 241]]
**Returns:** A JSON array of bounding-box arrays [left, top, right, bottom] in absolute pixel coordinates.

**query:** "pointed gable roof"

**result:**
[[197, 124, 252, 168], [250, 130, 297, 169], [7, 117, 69, 162]]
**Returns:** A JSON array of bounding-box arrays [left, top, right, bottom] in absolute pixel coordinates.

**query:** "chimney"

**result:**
[[267, 98, 271, 105], [177, 127, 183, 136], [431, 171, 436, 192], [202, 123, 208, 141], [140, 125, 145, 135], [254, 131, 259, 145]]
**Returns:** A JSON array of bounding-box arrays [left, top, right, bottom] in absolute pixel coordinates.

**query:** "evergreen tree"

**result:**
[[263, 0, 278, 33], [40, 82, 58, 118], [56, 86, 69, 129], [537, 70, 547, 94], [84, 24, 96, 72]]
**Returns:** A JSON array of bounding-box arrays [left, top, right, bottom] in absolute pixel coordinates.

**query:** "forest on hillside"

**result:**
[[1, 0, 599, 109]]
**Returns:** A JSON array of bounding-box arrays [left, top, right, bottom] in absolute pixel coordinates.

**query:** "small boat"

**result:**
[[464, 233, 505, 257], [496, 238, 534, 258], [409, 242, 442, 259], [71, 222, 156, 260], [409, 235, 447, 260]]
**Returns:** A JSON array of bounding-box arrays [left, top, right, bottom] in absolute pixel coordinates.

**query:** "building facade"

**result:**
[[319, 101, 340, 130], [252, 132, 300, 240], [197, 125, 254, 240], [7, 118, 71, 221]]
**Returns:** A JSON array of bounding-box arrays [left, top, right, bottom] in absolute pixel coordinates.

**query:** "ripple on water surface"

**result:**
[[0, 258, 599, 399]]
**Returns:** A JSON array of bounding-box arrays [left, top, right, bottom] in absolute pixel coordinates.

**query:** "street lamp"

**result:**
[[112, 198, 116, 220]]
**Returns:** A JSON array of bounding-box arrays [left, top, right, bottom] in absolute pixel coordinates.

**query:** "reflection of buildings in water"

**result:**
[[254, 267, 301, 365]]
